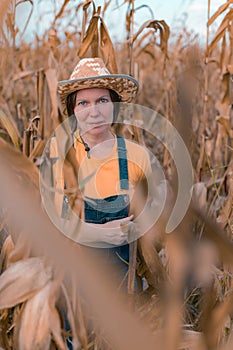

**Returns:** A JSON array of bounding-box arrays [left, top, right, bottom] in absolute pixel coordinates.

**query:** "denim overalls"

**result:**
[[62, 135, 130, 265], [62, 136, 130, 349]]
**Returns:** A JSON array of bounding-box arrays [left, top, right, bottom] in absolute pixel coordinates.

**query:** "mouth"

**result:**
[[88, 122, 107, 129]]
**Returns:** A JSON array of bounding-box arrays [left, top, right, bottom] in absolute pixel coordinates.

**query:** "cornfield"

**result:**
[[0, 0, 233, 349]]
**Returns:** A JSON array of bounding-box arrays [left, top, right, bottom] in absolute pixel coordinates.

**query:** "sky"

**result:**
[[15, 0, 225, 44]]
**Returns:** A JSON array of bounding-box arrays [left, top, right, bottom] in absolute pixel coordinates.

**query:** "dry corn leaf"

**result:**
[[6, 12, 18, 40], [49, 305, 67, 350], [192, 182, 207, 210], [44, 68, 59, 129], [138, 235, 167, 291], [15, 0, 33, 38], [18, 282, 52, 350], [52, 123, 81, 213], [0, 137, 39, 191], [7, 231, 31, 265], [228, 64, 233, 74], [12, 304, 24, 350], [131, 19, 170, 57], [0, 257, 53, 309], [70, 274, 88, 350], [0, 0, 11, 29], [216, 115, 233, 136], [47, 29, 61, 63], [213, 123, 224, 166], [54, 0, 71, 23], [80, 0, 93, 42], [207, 0, 233, 27], [194, 206, 233, 265], [29, 139, 45, 160], [217, 164, 233, 229], [208, 9, 233, 54], [0, 107, 20, 149], [219, 33, 226, 70], [134, 29, 154, 51], [0, 235, 14, 273], [37, 70, 46, 139], [78, 8, 100, 58], [203, 292, 233, 348], [0, 0, 11, 46], [91, 7, 101, 57], [13, 70, 34, 81], [37, 69, 53, 140], [62, 283, 81, 350], [100, 19, 118, 73], [102, 0, 111, 17]]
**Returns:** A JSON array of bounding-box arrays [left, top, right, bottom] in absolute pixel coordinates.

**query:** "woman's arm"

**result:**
[[75, 215, 134, 246]]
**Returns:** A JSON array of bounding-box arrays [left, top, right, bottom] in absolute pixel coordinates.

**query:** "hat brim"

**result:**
[[57, 74, 139, 115]]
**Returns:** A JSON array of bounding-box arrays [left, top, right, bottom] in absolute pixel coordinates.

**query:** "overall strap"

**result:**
[[116, 135, 129, 190]]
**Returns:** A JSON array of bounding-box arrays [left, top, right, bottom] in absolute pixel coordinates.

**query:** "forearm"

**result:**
[[74, 221, 124, 246]]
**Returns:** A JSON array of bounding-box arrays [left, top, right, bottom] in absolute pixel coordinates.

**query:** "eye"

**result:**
[[99, 97, 108, 103], [77, 100, 87, 106]]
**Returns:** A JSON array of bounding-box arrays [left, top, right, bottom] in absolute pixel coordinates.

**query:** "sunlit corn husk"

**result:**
[[0, 257, 53, 309], [18, 279, 66, 350], [18, 282, 52, 350]]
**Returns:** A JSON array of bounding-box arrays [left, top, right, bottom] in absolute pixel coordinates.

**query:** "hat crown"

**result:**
[[70, 58, 111, 80], [58, 57, 139, 115]]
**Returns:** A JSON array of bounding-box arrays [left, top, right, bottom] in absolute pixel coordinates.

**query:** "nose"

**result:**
[[88, 103, 99, 118]]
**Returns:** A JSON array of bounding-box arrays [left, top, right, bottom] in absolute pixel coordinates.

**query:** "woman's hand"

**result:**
[[76, 215, 134, 246], [101, 215, 134, 229], [97, 215, 134, 245]]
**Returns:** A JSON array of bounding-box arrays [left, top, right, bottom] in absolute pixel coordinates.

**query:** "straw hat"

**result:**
[[58, 57, 139, 114]]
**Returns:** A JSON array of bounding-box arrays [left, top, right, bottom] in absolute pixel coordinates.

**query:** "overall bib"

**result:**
[[61, 135, 130, 269]]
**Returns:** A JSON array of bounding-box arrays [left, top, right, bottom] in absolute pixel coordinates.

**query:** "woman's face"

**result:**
[[74, 88, 114, 136]]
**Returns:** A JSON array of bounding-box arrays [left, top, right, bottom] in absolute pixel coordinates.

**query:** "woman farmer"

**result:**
[[55, 57, 152, 285]]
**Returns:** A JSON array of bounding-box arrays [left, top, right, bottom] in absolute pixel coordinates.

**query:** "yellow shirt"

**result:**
[[50, 132, 151, 216], [74, 132, 151, 199]]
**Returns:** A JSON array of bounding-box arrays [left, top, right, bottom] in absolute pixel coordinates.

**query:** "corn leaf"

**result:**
[[13, 70, 34, 81], [54, 0, 70, 23], [0, 257, 52, 309], [208, 9, 233, 54], [78, 8, 100, 58], [18, 282, 52, 350], [91, 7, 101, 57], [220, 33, 226, 70], [131, 19, 170, 56], [100, 18, 118, 73], [16, 0, 33, 38], [80, 0, 93, 42], [29, 139, 45, 160], [45, 68, 59, 130], [0, 235, 14, 273], [102, 0, 111, 17], [207, 0, 233, 27], [0, 107, 20, 149], [0, 0, 11, 30]]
